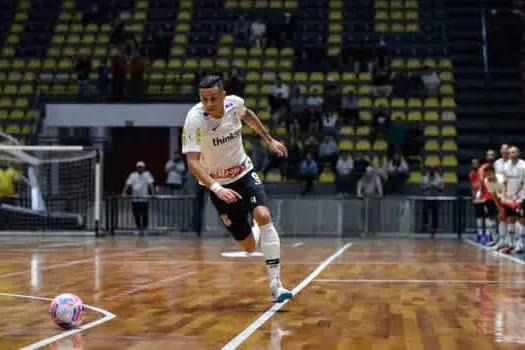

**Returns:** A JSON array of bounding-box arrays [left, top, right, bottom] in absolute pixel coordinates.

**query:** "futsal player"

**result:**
[[182, 75, 293, 303], [493, 146, 525, 253], [494, 144, 510, 175], [469, 158, 486, 242], [478, 164, 500, 245]]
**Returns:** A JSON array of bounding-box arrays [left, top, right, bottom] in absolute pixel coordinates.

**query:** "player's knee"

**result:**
[[253, 206, 272, 226]]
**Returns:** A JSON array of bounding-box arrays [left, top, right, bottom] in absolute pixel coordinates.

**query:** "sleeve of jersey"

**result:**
[[228, 95, 247, 116], [182, 111, 203, 154]]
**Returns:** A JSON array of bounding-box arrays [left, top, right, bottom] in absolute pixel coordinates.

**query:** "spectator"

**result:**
[[318, 136, 339, 170], [226, 66, 245, 97], [353, 153, 370, 183], [165, 152, 186, 194], [269, 76, 290, 128], [129, 51, 149, 100], [75, 55, 91, 95], [0, 162, 20, 206], [336, 153, 353, 195], [285, 141, 302, 181], [341, 89, 359, 126], [233, 14, 250, 43], [391, 69, 411, 98], [282, 12, 295, 43], [250, 17, 267, 48], [307, 88, 324, 114], [421, 165, 444, 237], [300, 153, 318, 195], [372, 51, 392, 96], [153, 24, 171, 62], [111, 19, 136, 54], [387, 153, 409, 193], [324, 78, 340, 113], [263, 151, 286, 181], [122, 161, 155, 234], [97, 56, 110, 99], [376, 39, 389, 69], [403, 122, 424, 167], [111, 54, 127, 99], [289, 85, 306, 117], [322, 111, 338, 137], [420, 65, 441, 96], [357, 166, 383, 198], [303, 135, 319, 158], [370, 107, 390, 143]]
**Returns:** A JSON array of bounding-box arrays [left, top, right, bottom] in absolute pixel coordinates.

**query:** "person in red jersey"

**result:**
[[475, 164, 500, 245], [469, 158, 486, 242]]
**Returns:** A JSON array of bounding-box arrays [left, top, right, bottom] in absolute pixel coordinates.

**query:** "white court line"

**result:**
[[221, 242, 353, 350], [104, 271, 195, 301], [0, 246, 170, 280], [464, 238, 525, 266], [292, 241, 304, 248], [315, 278, 525, 284], [0, 292, 116, 350]]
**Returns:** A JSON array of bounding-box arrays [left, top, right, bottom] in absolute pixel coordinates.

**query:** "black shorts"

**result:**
[[473, 202, 485, 218], [484, 200, 498, 218], [209, 170, 269, 241]]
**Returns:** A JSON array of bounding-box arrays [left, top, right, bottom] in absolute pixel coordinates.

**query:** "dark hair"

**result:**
[[485, 164, 495, 173], [199, 75, 224, 90]]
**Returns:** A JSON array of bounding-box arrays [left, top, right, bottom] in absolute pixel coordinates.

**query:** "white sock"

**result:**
[[260, 222, 281, 284], [476, 218, 484, 233], [252, 220, 261, 248], [499, 222, 507, 240], [486, 219, 495, 237]]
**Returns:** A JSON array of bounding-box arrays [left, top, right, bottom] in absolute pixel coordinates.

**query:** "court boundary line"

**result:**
[[315, 278, 525, 284], [221, 242, 353, 350], [463, 238, 525, 266], [0, 292, 116, 350]]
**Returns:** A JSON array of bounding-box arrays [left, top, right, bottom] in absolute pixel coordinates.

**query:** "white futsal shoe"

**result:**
[[271, 279, 293, 303]]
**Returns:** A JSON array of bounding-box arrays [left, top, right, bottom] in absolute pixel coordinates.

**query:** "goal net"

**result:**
[[0, 137, 102, 235]]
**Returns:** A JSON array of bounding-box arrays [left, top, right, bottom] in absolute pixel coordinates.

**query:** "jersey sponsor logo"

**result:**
[[212, 130, 241, 147], [210, 163, 247, 180]]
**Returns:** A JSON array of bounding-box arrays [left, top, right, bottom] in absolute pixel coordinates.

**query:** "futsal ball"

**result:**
[[49, 293, 84, 329]]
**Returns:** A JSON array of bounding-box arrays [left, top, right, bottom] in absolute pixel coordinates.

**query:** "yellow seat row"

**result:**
[[339, 139, 388, 152], [375, 0, 418, 9], [358, 97, 456, 109], [424, 155, 458, 167], [375, 10, 419, 21], [0, 109, 39, 120], [219, 47, 294, 57], [224, 0, 297, 8], [375, 23, 420, 32], [409, 172, 457, 184], [423, 126, 457, 137], [391, 58, 452, 70], [0, 97, 29, 108], [424, 140, 458, 152], [391, 110, 456, 122]]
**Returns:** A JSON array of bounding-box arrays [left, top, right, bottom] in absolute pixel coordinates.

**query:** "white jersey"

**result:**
[[181, 95, 253, 185], [503, 159, 525, 198], [494, 158, 510, 175]]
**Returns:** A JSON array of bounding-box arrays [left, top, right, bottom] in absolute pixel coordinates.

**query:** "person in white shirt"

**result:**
[[336, 153, 353, 195], [497, 146, 525, 253], [182, 74, 292, 303], [357, 166, 383, 198], [494, 143, 510, 175], [420, 65, 440, 96], [421, 166, 444, 238], [165, 153, 186, 194], [269, 76, 290, 128], [122, 161, 155, 232], [250, 18, 267, 48], [322, 111, 338, 137]]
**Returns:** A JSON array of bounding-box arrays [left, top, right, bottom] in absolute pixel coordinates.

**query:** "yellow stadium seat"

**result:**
[[232, 58, 245, 69], [278, 59, 292, 69], [246, 72, 260, 81], [408, 59, 422, 70], [265, 47, 278, 57], [310, 72, 324, 82], [149, 72, 163, 81], [442, 126, 457, 137], [358, 85, 373, 96], [27, 110, 40, 120], [342, 85, 356, 94], [245, 97, 256, 108], [340, 126, 354, 136], [329, 23, 343, 33], [406, 23, 419, 32], [200, 58, 214, 69], [444, 172, 458, 184], [14, 98, 28, 108], [275, 126, 287, 135], [7, 72, 21, 82], [329, 12, 342, 20], [249, 47, 263, 56], [391, 98, 405, 108], [0, 110, 7, 119], [442, 156, 458, 167], [260, 84, 272, 94], [262, 59, 276, 69], [440, 85, 454, 96], [357, 98, 372, 109], [391, 23, 405, 32], [3, 85, 17, 95], [244, 84, 258, 95], [441, 111, 456, 121], [375, 23, 389, 32], [391, 58, 404, 70], [233, 47, 247, 56], [2, 46, 14, 57], [242, 124, 254, 135], [373, 140, 387, 151], [48, 47, 60, 57], [342, 72, 356, 81], [408, 98, 422, 108], [266, 170, 282, 183], [390, 11, 403, 20], [6, 124, 21, 134], [28, 59, 41, 69], [0, 97, 12, 107], [439, 59, 452, 69], [441, 98, 456, 108], [215, 58, 229, 69], [424, 126, 439, 137], [425, 156, 441, 167], [375, 0, 388, 8], [152, 60, 166, 69], [261, 72, 276, 81], [293, 72, 308, 82], [168, 60, 182, 69], [408, 172, 422, 184], [308, 84, 323, 95], [281, 47, 294, 56], [424, 98, 439, 108], [258, 97, 269, 109], [218, 47, 231, 57], [319, 171, 335, 184], [258, 111, 270, 121], [391, 111, 405, 121], [11, 59, 25, 69], [19, 84, 33, 95], [424, 111, 439, 122], [339, 139, 354, 151], [407, 111, 422, 121], [97, 34, 110, 44], [424, 140, 440, 152], [405, 10, 418, 20], [10, 110, 24, 120], [442, 140, 458, 152], [374, 97, 389, 108], [422, 58, 437, 68], [439, 72, 454, 82], [359, 110, 373, 122], [358, 72, 372, 81], [356, 140, 370, 151], [326, 72, 340, 81], [375, 10, 388, 20]]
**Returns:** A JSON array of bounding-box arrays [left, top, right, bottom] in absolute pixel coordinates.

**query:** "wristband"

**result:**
[[210, 182, 224, 194]]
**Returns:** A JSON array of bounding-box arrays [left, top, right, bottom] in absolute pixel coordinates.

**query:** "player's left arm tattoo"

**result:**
[[241, 108, 272, 144]]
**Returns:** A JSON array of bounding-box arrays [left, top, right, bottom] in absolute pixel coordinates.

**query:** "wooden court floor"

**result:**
[[1, 236, 525, 349]]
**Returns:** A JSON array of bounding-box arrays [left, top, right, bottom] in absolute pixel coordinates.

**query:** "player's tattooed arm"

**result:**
[[241, 108, 272, 144]]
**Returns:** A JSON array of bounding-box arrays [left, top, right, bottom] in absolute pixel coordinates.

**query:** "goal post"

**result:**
[[0, 144, 103, 236]]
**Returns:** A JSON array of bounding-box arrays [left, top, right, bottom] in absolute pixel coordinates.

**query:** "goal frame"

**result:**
[[0, 145, 103, 236]]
